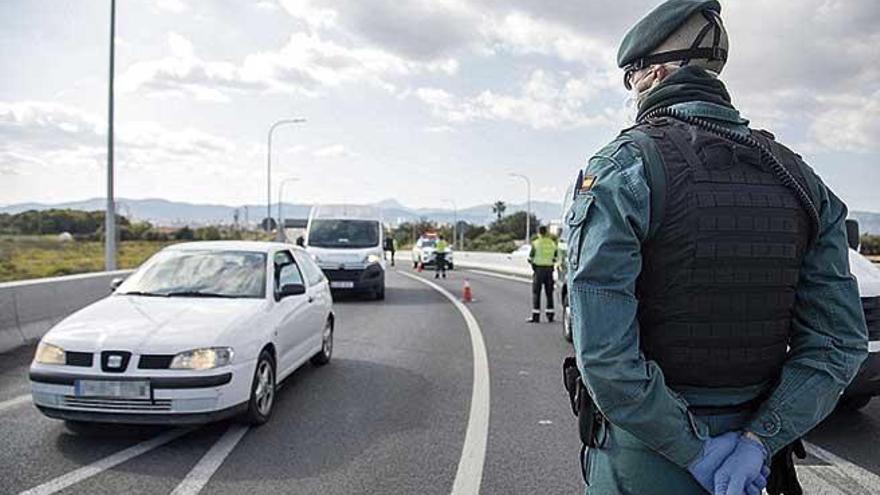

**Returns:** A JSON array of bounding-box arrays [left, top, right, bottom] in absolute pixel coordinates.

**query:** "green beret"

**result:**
[[617, 0, 722, 69]]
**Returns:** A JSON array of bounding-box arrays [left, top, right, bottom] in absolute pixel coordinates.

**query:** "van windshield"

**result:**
[[308, 220, 379, 248]]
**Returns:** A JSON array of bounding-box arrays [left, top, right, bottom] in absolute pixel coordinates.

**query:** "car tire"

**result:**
[[243, 349, 276, 425], [375, 284, 386, 300], [311, 318, 334, 366], [838, 395, 872, 411], [448, 263, 454, 270], [561, 292, 573, 343]]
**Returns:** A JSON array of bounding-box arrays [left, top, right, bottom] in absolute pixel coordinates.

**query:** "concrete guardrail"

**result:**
[[0, 270, 134, 354], [455, 251, 532, 277]]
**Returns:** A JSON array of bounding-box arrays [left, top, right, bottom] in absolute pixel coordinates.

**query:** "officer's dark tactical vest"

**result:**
[[628, 118, 812, 389]]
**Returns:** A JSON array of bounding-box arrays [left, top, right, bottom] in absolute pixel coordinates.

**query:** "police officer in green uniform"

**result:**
[[529, 226, 558, 323], [435, 235, 449, 279], [566, 1, 869, 494]]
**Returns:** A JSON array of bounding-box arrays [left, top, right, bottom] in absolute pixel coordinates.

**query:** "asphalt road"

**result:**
[[0, 267, 879, 494]]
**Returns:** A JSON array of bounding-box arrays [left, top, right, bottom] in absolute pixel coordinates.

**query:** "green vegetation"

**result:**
[[0, 209, 271, 282], [860, 234, 880, 255], [389, 209, 543, 253]]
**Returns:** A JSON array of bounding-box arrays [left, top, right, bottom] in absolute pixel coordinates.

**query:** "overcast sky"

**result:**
[[1, 0, 878, 211]]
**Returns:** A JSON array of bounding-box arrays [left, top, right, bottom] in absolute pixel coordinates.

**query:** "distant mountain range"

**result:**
[[0, 197, 566, 228], [3, 197, 878, 234]]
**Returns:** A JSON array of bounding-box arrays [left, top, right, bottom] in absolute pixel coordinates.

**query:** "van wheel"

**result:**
[[242, 350, 276, 425], [311, 319, 333, 366]]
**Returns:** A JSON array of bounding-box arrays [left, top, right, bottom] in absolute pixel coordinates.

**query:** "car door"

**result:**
[[272, 250, 311, 377], [293, 250, 329, 350]]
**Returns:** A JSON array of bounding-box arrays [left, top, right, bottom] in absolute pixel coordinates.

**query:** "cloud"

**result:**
[[154, 0, 188, 14], [0, 101, 237, 176], [120, 29, 458, 100], [416, 69, 617, 130], [311, 144, 355, 158]]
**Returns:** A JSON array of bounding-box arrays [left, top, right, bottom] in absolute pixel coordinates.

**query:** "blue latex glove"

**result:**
[[714, 434, 769, 495], [688, 432, 740, 493], [745, 466, 771, 495]]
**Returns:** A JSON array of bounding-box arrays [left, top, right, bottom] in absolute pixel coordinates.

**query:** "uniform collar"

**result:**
[[669, 101, 749, 126]]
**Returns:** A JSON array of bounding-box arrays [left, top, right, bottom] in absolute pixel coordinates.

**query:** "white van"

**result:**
[[840, 219, 880, 410], [305, 204, 386, 300]]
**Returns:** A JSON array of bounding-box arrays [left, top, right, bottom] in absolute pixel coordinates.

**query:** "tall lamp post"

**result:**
[[105, 0, 117, 271], [266, 118, 306, 232], [277, 177, 300, 242], [442, 199, 457, 249], [509, 173, 532, 245]]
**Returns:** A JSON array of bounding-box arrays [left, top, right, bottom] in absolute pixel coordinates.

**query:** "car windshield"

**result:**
[[118, 250, 266, 298], [308, 220, 379, 248], [420, 239, 436, 248]]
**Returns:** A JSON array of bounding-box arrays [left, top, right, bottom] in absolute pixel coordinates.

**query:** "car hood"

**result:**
[[851, 249, 880, 298], [43, 295, 267, 354]]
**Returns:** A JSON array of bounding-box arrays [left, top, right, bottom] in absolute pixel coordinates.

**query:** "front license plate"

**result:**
[[75, 380, 151, 399], [330, 281, 355, 289]]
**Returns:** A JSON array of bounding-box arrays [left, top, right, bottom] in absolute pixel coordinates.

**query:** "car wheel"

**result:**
[[838, 395, 872, 411], [243, 350, 276, 425], [448, 263, 454, 270], [311, 319, 334, 366], [562, 293, 573, 343], [375, 284, 386, 300]]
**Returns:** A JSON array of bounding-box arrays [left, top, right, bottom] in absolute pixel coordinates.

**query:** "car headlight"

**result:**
[[170, 347, 234, 370], [34, 342, 65, 365], [365, 253, 381, 264]]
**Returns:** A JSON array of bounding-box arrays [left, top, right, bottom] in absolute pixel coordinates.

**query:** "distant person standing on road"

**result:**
[[434, 235, 449, 279], [564, 1, 868, 494], [384, 236, 396, 266], [528, 226, 557, 323]]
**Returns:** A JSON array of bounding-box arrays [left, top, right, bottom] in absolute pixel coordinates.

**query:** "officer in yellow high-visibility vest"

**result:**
[[528, 226, 558, 323]]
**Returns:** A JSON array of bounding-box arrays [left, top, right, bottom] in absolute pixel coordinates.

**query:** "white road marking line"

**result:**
[[170, 424, 250, 495], [466, 269, 531, 284], [798, 466, 846, 494], [18, 427, 192, 495], [0, 394, 30, 413], [398, 271, 490, 495], [803, 441, 880, 493]]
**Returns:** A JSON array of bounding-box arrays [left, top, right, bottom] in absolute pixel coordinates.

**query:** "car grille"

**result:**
[[138, 355, 174, 370], [863, 296, 880, 341], [62, 396, 172, 412], [323, 269, 364, 282], [65, 352, 93, 367]]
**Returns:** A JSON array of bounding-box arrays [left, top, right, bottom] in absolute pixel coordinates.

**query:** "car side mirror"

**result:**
[[278, 283, 306, 299], [110, 277, 126, 291], [846, 219, 860, 251]]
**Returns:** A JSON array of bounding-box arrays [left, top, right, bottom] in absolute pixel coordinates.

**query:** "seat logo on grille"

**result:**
[[107, 355, 123, 369]]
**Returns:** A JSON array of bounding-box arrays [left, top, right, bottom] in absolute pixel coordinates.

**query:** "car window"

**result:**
[[294, 251, 325, 287], [274, 250, 304, 291]]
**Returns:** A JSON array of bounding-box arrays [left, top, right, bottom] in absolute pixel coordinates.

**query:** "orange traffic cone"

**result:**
[[417, 261, 424, 273], [462, 279, 473, 303]]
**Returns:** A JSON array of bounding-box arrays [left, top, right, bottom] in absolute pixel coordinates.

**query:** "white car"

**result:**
[[411, 236, 454, 269], [29, 241, 334, 427]]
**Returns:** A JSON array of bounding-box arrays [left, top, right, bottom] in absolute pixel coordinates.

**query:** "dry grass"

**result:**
[[0, 236, 172, 282]]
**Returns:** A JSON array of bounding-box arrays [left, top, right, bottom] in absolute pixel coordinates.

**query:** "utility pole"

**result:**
[[509, 173, 532, 245], [105, 0, 117, 271], [266, 118, 306, 231], [276, 177, 299, 242]]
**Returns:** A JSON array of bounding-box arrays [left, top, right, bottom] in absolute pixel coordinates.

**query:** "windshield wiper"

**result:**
[[164, 291, 238, 298], [119, 291, 168, 297]]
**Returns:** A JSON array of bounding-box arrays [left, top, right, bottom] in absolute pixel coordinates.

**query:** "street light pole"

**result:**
[[509, 173, 531, 245], [266, 118, 306, 232], [443, 199, 457, 249], [277, 177, 300, 242], [105, 0, 117, 271]]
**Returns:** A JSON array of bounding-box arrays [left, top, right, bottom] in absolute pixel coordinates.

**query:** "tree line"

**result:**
[[0, 209, 244, 242]]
